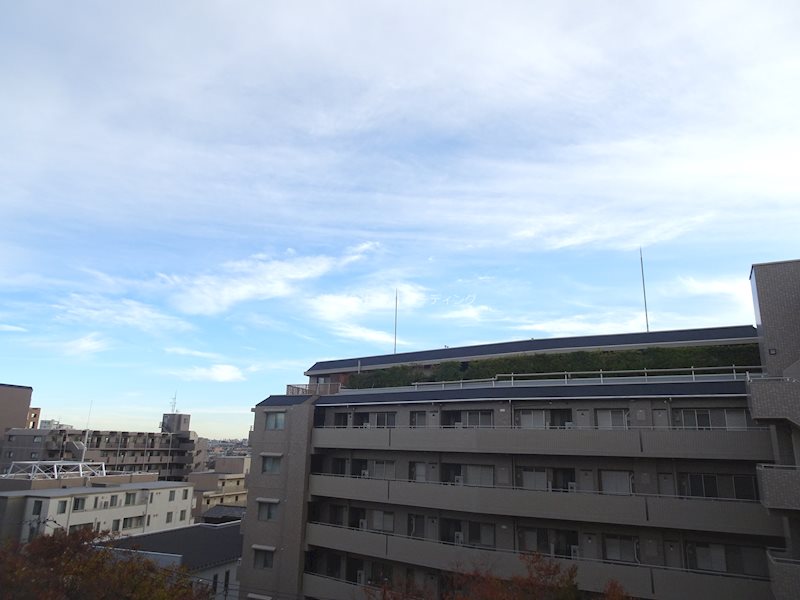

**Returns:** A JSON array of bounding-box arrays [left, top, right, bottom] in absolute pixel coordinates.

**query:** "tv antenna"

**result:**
[[640, 247, 650, 332], [170, 392, 178, 413]]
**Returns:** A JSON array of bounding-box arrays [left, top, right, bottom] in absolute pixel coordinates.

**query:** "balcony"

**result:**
[[748, 378, 800, 427], [758, 465, 800, 511], [308, 474, 781, 536], [311, 425, 773, 461], [767, 550, 800, 600], [305, 523, 772, 600]]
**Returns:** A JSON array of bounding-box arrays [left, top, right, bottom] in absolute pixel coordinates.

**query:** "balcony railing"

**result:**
[[305, 522, 772, 600], [767, 549, 800, 600], [287, 383, 342, 395], [311, 424, 773, 461], [757, 464, 800, 511], [308, 473, 781, 536]]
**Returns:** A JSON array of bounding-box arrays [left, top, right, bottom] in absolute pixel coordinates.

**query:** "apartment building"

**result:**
[[0, 412, 208, 481], [188, 469, 248, 519], [0, 383, 33, 434], [0, 477, 194, 543], [239, 258, 800, 600]]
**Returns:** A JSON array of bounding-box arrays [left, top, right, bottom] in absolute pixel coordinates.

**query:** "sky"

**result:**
[[1, 1, 799, 438]]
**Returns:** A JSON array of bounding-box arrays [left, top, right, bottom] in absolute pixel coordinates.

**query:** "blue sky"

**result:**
[[1, 2, 799, 438]]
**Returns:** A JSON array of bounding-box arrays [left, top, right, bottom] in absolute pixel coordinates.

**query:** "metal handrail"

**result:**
[[305, 521, 771, 581], [410, 365, 763, 389], [314, 423, 769, 431], [308, 472, 762, 504], [757, 464, 800, 471]]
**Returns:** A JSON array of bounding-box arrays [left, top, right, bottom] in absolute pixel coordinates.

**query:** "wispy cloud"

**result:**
[[164, 346, 223, 360], [56, 294, 192, 333], [514, 313, 648, 338], [62, 332, 110, 356], [0, 324, 26, 332], [162, 244, 378, 316], [168, 364, 246, 382], [439, 305, 493, 322]]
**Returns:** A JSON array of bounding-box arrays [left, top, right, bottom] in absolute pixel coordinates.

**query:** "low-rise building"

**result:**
[[189, 469, 248, 519], [0, 476, 194, 543], [113, 521, 243, 600]]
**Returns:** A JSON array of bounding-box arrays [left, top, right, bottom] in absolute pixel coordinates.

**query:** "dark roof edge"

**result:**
[[305, 325, 758, 375]]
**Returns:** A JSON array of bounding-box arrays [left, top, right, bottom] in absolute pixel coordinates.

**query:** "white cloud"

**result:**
[[164, 346, 223, 360], [439, 305, 493, 322], [162, 245, 378, 316], [168, 364, 245, 382], [329, 323, 402, 347], [514, 313, 648, 338], [63, 332, 110, 356], [308, 283, 427, 323], [56, 294, 192, 333], [0, 324, 26, 332]]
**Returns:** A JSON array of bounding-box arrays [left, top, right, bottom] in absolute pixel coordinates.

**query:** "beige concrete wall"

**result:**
[[0, 384, 32, 433]]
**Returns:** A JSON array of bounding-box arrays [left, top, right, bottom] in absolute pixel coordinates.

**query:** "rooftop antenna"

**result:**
[[170, 391, 178, 413], [81, 399, 93, 461], [393, 288, 398, 354], [640, 247, 650, 333]]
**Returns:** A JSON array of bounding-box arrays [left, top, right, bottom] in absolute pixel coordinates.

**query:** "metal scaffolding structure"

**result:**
[[1, 461, 108, 480]]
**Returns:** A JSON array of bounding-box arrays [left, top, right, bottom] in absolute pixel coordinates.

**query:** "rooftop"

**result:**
[[0, 480, 190, 499], [112, 521, 242, 571], [304, 325, 758, 375]]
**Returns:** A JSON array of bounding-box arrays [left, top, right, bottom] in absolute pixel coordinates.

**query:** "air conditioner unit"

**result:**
[[567, 482, 577, 493], [565, 421, 575, 429], [356, 570, 365, 585], [570, 545, 580, 559], [454, 422, 463, 428], [454, 531, 464, 545], [361, 470, 370, 478], [453, 475, 464, 485], [358, 519, 368, 530]]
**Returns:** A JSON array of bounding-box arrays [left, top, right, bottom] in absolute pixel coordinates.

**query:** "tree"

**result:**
[[365, 552, 627, 600], [0, 528, 212, 600]]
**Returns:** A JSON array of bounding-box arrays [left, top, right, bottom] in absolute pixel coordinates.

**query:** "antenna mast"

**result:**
[[170, 392, 178, 413], [640, 247, 650, 333], [393, 288, 398, 354]]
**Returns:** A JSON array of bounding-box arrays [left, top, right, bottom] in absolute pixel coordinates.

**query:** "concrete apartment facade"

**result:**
[[0, 479, 194, 543], [0, 384, 33, 434], [188, 470, 248, 519], [1, 412, 208, 480], [238, 259, 800, 600]]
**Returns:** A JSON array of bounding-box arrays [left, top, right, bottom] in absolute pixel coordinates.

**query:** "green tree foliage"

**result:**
[[0, 528, 211, 600], [346, 344, 760, 389]]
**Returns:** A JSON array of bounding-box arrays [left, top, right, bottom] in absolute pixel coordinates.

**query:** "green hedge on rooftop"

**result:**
[[345, 343, 761, 389]]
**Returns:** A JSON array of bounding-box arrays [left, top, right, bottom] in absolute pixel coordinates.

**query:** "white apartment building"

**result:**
[[0, 480, 195, 543]]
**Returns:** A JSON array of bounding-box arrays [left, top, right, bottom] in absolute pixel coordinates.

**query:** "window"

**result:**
[[517, 409, 546, 429], [372, 460, 395, 479], [725, 409, 748, 430], [334, 413, 349, 428], [408, 514, 426, 538], [149, 493, 154, 503], [253, 548, 274, 569], [179, 509, 186, 521], [674, 409, 712, 430], [124, 492, 137, 506], [93, 497, 99, 509], [166, 511, 173, 523], [375, 412, 396, 428], [169, 490, 176, 502], [32, 500, 42, 516], [258, 501, 279, 521], [329, 504, 346, 526], [122, 516, 143, 529], [468, 522, 495, 547], [371, 510, 395, 532], [30, 452, 38, 459], [600, 470, 633, 495], [265, 412, 285, 430], [464, 464, 494, 486], [109, 495, 118, 507], [5, 451, 13, 459], [353, 413, 370, 427], [261, 456, 281, 474], [597, 409, 629, 430], [604, 535, 639, 563], [678, 473, 758, 500], [410, 411, 427, 428], [409, 462, 427, 482], [517, 466, 548, 490], [57, 500, 67, 514], [465, 410, 493, 428], [182, 489, 188, 500], [112, 519, 120, 532], [33, 436, 42, 443], [73, 497, 86, 511]]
